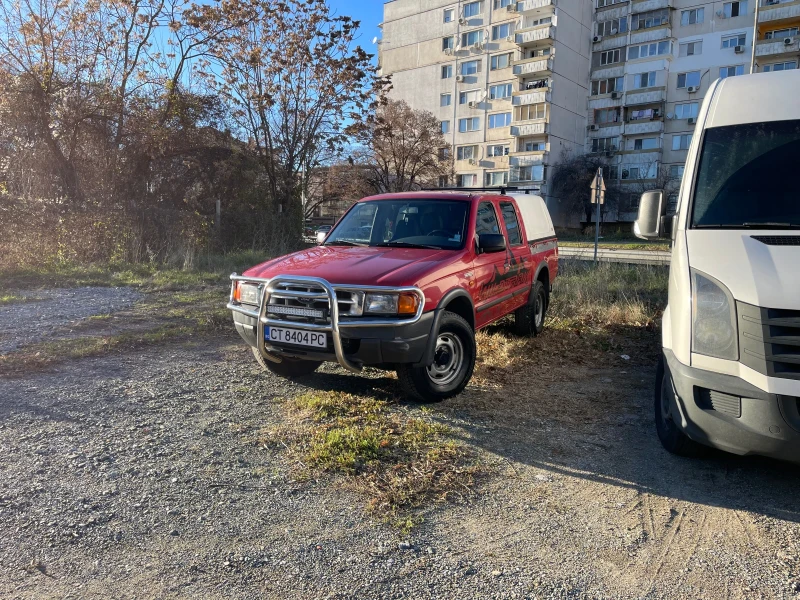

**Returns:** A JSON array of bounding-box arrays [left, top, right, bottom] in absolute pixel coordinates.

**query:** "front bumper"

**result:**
[[227, 275, 429, 372], [664, 349, 800, 463]]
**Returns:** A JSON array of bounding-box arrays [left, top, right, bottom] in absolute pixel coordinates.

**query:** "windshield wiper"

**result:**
[[325, 240, 366, 247], [741, 222, 800, 229], [376, 241, 443, 250]]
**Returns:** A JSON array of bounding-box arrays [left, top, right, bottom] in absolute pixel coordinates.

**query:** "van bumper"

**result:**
[[664, 349, 800, 464]]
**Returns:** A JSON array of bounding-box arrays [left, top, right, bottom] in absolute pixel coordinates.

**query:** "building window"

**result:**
[[628, 41, 671, 60], [528, 47, 551, 59], [515, 165, 544, 181], [599, 48, 622, 65], [438, 175, 449, 188], [438, 147, 451, 160], [458, 173, 478, 187], [456, 145, 479, 160], [631, 9, 669, 30], [486, 171, 509, 186], [525, 78, 549, 90], [634, 137, 658, 150], [462, 30, 483, 46], [591, 137, 618, 152], [488, 112, 512, 128], [597, 17, 627, 36], [632, 71, 656, 89], [523, 140, 547, 152], [489, 83, 513, 99], [459, 89, 480, 104], [442, 65, 453, 79], [621, 165, 656, 179], [669, 165, 685, 179], [443, 36, 455, 51], [674, 102, 698, 119], [494, 0, 513, 7], [458, 117, 480, 132], [763, 61, 797, 72], [672, 133, 692, 150], [680, 8, 704, 26], [719, 65, 744, 78], [492, 23, 514, 40], [628, 107, 659, 120], [591, 76, 624, 95], [721, 33, 746, 48], [440, 120, 450, 134], [595, 107, 620, 124], [722, 1, 747, 18], [463, 1, 482, 18], [679, 41, 702, 57], [499, 202, 522, 244], [444, 8, 455, 23], [597, 0, 624, 7], [441, 94, 452, 108], [461, 60, 480, 75], [677, 70, 701, 88], [490, 53, 512, 70], [487, 144, 510, 157], [765, 27, 799, 39], [517, 103, 546, 121]]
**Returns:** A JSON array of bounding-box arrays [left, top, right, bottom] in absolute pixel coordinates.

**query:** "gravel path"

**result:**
[[1, 327, 799, 599], [0, 287, 143, 353]]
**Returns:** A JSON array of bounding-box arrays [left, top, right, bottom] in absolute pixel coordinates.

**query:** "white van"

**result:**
[[634, 70, 800, 463]]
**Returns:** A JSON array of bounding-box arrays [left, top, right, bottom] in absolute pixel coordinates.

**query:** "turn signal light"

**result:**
[[398, 293, 420, 315], [232, 281, 241, 302]]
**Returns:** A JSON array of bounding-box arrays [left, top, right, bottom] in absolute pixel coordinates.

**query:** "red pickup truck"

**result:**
[[228, 191, 558, 402]]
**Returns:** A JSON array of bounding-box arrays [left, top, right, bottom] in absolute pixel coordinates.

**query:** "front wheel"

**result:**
[[251, 347, 321, 378], [654, 355, 705, 457], [396, 311, 476, 403]]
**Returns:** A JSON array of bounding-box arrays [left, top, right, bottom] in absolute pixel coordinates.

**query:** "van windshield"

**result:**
[[324, 199, 470, 250], [691, 119, 800, 229]]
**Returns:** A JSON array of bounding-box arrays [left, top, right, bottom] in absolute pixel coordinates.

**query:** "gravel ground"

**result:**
[[0, 287, 143, 353], [1, 290, 799, 599]]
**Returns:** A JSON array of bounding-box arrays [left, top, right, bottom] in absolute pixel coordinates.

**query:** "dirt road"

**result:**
[[0, 290, 798, 599]]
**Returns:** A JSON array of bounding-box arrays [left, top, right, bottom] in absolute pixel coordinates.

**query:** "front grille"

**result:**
[[751, 236, 800, 246], [695, 388, 742, 418], [266, 282, 363, 325], [738, 302, 800, 380]]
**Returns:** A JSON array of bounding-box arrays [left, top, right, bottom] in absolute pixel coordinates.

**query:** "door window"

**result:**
[[475, 202, 501, 237], [499, 202, 522, 245]]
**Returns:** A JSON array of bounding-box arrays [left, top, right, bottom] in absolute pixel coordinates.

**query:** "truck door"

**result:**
[[497, 200, 532, 314], [472, 200, 510, 328]]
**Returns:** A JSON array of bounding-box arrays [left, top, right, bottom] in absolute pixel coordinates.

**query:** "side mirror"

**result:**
[[316, 231, 327, 244], [478, 233, 506, 253], [633, 190, 667, 240]]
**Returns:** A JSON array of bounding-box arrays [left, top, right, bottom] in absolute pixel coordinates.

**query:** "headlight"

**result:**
[[234, 282, 260, 306], [364, 292, 420, 316], [691, 269, 738, 360]]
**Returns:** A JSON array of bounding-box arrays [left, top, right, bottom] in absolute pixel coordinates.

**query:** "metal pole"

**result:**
[[594, 177, 600, 265], [750, 0, 761, 73]]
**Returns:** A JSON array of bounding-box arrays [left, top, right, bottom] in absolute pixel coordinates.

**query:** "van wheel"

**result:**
[[396, 311, 475, 403], [654, 355, 705, 457], [513, 280, 547, 336], [251, 347, 321, 378]]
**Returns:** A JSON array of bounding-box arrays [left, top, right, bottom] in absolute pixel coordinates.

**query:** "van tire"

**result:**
[[654, 356, 706, 457], [396, 311, 475, 403], [252, 347, 321, 378], [513, 280, 547, 337]]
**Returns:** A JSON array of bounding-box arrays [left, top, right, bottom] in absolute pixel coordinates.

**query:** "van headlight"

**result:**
[[691, 269, 738, 360]]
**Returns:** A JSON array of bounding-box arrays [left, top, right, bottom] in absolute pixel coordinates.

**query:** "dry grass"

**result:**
[[260, 391, 480, 524]]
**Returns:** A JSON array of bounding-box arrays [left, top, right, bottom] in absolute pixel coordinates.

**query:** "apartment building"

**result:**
[[378, 0, 593, 223]]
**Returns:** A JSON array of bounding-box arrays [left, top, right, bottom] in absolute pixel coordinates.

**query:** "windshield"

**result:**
[[324, 199, 470, 249], [691, 119, 800, 228]]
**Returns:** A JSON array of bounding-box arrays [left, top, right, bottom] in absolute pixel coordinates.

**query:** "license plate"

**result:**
[[265, 326, 327, 349]]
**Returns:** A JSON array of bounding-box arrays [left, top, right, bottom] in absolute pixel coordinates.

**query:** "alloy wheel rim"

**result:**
[[426, 333, 464, 386]]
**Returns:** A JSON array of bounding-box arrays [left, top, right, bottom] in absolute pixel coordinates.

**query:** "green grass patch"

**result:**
[[559, 241, 670, 251], [0, 294, 43, 306], [265, 391, 479, 521]]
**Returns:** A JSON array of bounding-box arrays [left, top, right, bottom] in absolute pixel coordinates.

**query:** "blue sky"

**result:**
[[328, 0, 385, 64]]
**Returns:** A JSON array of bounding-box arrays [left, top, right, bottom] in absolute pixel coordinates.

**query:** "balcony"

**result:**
[[630, 0, 671, 12], [516, 0, 556, 14], [588, 94, 624, 109], [512, 89, 551, 105], [624, 120, 664, 135], [512, 57, 553, 77], [756, 34, 800, 56], [630, 26, 672, 45], [759, 0, 800, 24], [515, 26, 555, 47], [511, 120, 549, 136], [625, 89, 667, 105], [509, 150, 548, 166]]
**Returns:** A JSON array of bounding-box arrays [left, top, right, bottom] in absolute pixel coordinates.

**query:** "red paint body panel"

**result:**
[[241, 192, 558, 324]]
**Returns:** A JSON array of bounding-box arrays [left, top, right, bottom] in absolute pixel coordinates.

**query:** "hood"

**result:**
[[242, 245, 461, 287], [686, 230, 800, 309]]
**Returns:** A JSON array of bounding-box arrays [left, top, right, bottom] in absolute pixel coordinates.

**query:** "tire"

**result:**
[[251, 347, 321, 378], [513, 280, 547, 337], [654, 355, 706, 457], [396, 311, 476, 403]]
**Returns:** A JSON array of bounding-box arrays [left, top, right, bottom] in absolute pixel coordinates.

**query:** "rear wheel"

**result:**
[[513, 280, 547, 336], [396, 311, 475, 403], [654, 355, 705, 457], [251, 347, 321, 378]]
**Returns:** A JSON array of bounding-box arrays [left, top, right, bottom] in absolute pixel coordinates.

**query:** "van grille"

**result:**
[[738, 302, 800, 380], [751, 236, 800, 246], [266, 282, 363, 325], [695, 388, 741, 418]]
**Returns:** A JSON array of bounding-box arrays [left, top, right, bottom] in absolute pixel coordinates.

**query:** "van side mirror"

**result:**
[[633, 190, 667, 240], [478, 233, 506, 253]]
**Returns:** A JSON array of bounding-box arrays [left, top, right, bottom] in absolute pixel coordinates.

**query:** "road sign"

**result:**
[[590, 170, 606, 204]]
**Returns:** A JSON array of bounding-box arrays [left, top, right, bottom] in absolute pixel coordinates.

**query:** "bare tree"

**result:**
[[549, 149, 620, 225]]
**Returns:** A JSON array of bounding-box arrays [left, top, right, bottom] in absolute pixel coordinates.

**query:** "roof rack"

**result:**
[[422, 186, 539, 195]]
